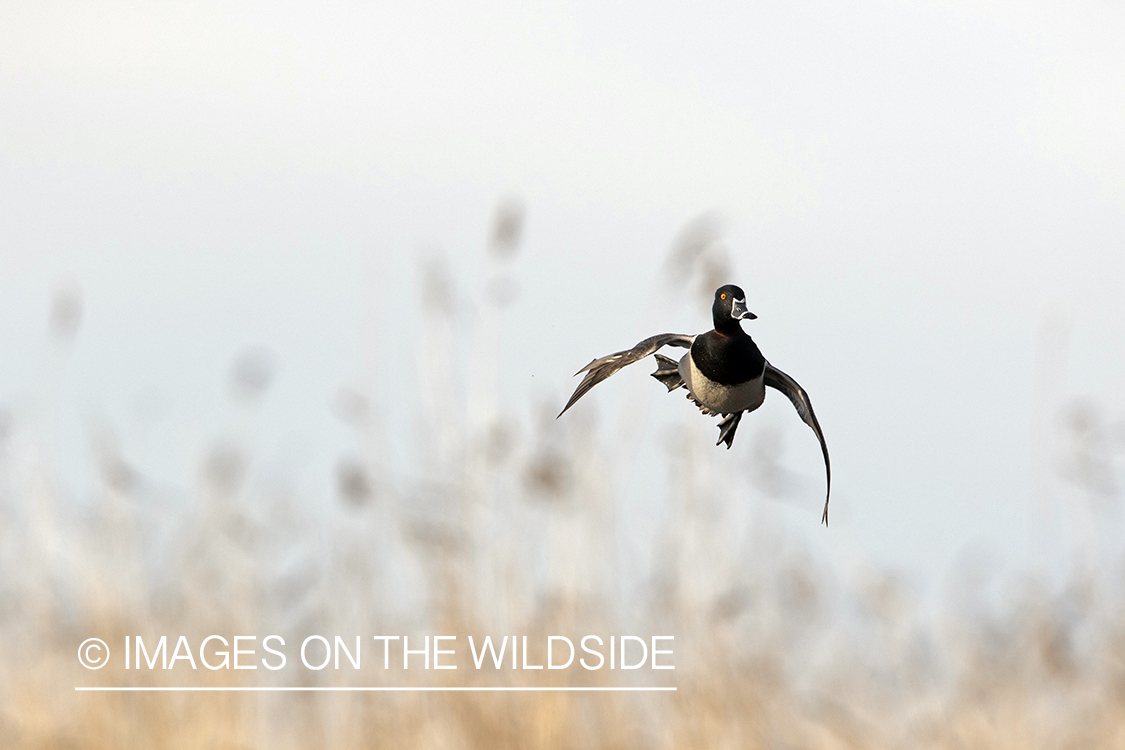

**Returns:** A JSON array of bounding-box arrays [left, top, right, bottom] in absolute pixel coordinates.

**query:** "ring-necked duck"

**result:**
[[559, 284, 832, 525]]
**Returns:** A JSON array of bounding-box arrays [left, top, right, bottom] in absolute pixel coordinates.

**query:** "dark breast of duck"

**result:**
[[677, 330, 768, 415], [691, 331, 765, 385]]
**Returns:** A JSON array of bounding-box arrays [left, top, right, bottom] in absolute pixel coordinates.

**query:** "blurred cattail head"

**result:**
[[418, 252, 457, 318], [336, 458, 376, 508], [664, 214, 732, 305], [523, 451, 572, 501], [49, 280, 83, 340], [489, 198, 525, 260], [334, 387, 372, 428], [229, 347, 276, 403], [1058, 398, 1118, 504], [90, 423, 136, 493], [204, 443, 247, 496]]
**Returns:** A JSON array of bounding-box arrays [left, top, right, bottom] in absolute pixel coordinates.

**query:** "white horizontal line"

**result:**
[[75, 686, 676, 692]]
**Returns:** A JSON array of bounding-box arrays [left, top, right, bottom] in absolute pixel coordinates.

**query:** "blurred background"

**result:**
[[2, 0, 1124, 747]]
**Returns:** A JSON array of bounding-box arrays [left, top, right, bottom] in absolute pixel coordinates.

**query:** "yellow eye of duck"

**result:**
[[720, 293, 726, 300]]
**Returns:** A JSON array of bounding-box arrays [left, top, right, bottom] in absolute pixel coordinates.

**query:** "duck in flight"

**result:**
[[559, 284, 832, 525]]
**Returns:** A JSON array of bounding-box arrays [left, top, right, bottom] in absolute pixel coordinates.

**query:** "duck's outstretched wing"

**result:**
[[764, 362, 832, 526], [559, 334, 694, 417]]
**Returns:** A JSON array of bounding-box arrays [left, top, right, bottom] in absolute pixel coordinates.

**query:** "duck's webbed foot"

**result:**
[[716, 412, 743, 449], [651, 354, 684, 392]]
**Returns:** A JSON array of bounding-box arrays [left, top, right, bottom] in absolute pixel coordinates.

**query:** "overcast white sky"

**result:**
[[2, 0, 1123, 593]]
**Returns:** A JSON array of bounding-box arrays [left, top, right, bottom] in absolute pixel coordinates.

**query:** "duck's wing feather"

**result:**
[[559, 333, 694, 417], [764, 362, 832, 526]]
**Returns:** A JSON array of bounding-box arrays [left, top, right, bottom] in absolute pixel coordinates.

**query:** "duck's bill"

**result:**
[[732, 299, 757, 320]]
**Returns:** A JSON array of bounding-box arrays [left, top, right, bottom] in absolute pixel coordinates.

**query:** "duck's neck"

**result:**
[[713, 318, 745, 337]]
